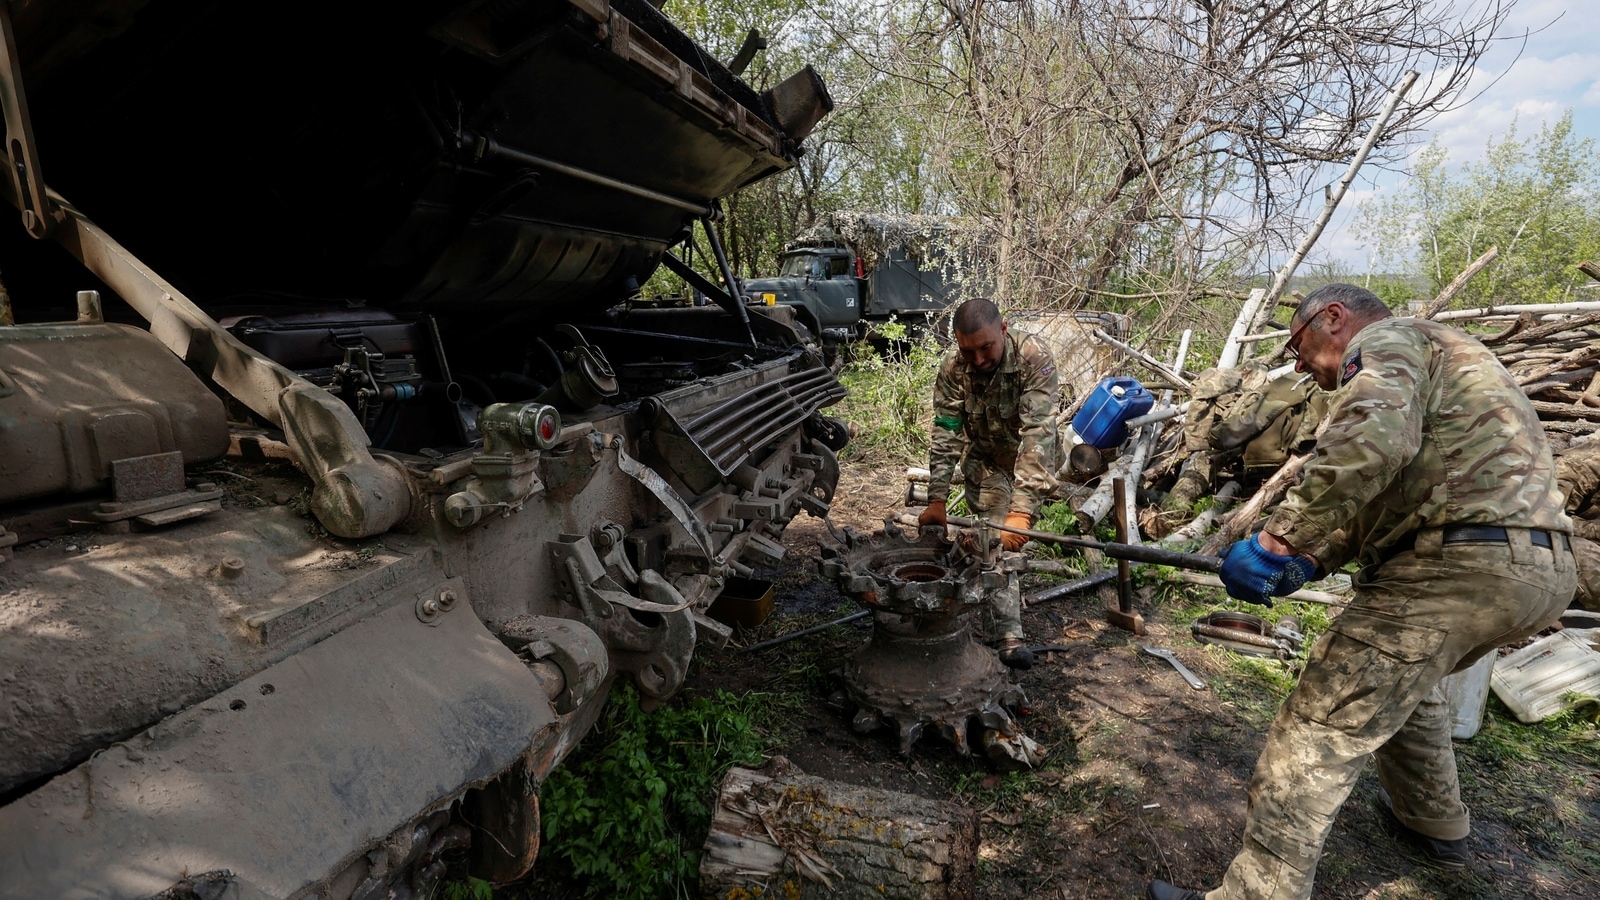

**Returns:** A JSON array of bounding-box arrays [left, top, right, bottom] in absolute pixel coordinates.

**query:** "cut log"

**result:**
[[1199, 452, 1312, 557], [699, 763, 980, 900]]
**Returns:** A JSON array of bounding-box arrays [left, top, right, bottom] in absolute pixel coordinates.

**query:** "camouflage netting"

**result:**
[[795, 211, 966, 274]]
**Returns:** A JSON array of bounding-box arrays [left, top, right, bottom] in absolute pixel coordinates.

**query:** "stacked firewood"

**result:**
[[1480, 311, 1600, 442]]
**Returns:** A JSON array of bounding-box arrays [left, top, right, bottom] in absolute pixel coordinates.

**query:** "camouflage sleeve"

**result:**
[[1557, 447, 1600, 514], [1265, 327, 1428, 562], [927, 353, 967, 504], [1008, 337, 1061, 514]]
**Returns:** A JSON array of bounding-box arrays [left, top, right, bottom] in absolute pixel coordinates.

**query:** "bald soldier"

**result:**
[[918, 298, 1060, 670], [1150, 284, 1576, 900]]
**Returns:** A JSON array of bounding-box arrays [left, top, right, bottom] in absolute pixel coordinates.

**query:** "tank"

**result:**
[[0, 1, 844, 897]]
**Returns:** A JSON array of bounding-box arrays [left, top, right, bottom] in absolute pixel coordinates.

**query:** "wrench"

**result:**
[[1141, 645, 1208, 691]]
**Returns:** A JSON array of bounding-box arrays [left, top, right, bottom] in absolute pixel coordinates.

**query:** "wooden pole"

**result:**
[[1420, 246, 1499, 319], [1248, 70, 1420, 336]]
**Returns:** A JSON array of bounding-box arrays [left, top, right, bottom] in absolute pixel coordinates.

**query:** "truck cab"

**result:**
[[745, 224, 955, 356]]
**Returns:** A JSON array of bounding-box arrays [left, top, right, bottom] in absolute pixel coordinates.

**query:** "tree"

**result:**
[[1357, 111, 1600, 308]]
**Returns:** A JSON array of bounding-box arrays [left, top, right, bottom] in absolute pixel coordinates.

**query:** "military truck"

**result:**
[[742, 213, 960, 358], [0, 1, 843, 897]]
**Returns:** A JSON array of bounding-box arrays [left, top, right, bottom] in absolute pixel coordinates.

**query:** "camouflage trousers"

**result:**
[[1208, 529, 1576, 900], [1570, 534, 1600, 611], [963, 455, 1024, 642]]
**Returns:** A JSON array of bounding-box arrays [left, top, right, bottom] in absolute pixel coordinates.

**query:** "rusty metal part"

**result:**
[[819, 522, 1032, 758], [1191, 611, 1300, 659]]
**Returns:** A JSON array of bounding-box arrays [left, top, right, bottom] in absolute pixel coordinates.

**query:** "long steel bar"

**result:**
[[743, 610, 871, 653], [939, 512, 1221, 572], [474, 135, 713, 216], [1026, 569, 1118, 604]]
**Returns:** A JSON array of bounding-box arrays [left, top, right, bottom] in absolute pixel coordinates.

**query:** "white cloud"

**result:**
[[1314, 4, 1600, 267]]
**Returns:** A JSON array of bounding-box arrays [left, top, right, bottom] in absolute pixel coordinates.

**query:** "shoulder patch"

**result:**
[[1040, 363, 1054, 378], [1341, 350, 1363, 386]]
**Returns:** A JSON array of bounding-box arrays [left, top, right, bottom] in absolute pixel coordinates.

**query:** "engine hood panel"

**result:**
[[12, 0, 805, 315]]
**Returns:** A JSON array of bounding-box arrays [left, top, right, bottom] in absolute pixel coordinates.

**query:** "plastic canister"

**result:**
[[1071, 376, 1155, 448]]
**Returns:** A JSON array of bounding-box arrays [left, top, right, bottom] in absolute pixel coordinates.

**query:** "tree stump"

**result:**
[[699, 760, 979, 899]]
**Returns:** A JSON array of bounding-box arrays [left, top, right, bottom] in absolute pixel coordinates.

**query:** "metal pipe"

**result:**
[[1026, 569, 1117, 604], [701, 209, 757, 348], [473, 135, 713, 216], [743, 610, 871, 652], [937, 512, 1222, 572]]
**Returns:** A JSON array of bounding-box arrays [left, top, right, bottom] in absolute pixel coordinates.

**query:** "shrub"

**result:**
[[537, 685, 772, 899]]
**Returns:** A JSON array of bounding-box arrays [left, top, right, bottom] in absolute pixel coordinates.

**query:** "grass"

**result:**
[[834, 337, 944, 465]]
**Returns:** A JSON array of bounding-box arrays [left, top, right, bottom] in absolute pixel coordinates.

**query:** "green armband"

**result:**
[[934, 414, 963, 431]]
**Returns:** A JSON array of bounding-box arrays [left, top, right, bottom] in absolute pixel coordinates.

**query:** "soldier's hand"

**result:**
[[1219, 535, 1316, 605], [918, 499, 948, 530], [1000, 512, 1032, 552]]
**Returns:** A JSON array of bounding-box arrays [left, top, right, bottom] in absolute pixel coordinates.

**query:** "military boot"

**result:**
[[1376, 786, 1470, 870], [1146, 880, 1204, 900]]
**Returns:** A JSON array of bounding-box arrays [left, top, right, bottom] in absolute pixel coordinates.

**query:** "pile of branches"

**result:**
[[1479, 310, 1600, 438]]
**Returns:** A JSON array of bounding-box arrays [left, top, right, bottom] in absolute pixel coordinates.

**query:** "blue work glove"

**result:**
[[1218, 535, 1317, 606]]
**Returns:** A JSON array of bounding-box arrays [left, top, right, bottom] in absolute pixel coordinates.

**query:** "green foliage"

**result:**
[[835, 336, 945, 464], [538, 685, 773, 899], [1357, 111, 1600, 309], [442, 877, 494, 900]]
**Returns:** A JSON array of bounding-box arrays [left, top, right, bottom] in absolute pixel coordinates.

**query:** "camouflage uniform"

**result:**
[[1166, 366, 1326, 511], [1209, 318, 1576, 900], [1555, 443, 1600, 609], [928, 328, 1060, 640]]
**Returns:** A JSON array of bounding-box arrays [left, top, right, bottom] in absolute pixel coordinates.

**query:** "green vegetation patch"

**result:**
[[537, 684, 777, 899]]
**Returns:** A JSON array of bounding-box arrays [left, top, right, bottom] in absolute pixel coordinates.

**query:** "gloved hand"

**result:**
[[1219, 535, 1317, 606], [1000, 512, 1032, 552], [918, 499, 948, 529]]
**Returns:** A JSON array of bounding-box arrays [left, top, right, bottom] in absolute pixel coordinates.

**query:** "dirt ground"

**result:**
[[680, 458, 1600, 899]]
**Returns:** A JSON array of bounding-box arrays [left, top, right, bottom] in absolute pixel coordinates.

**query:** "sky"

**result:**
[[1315, 0, 1600, 270]]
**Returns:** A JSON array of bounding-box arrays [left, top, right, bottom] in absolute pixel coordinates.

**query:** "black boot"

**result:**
[[1146, 879, 1205, 900], [996, 637, 1034, 670], [1376, 786, 1470, 870]]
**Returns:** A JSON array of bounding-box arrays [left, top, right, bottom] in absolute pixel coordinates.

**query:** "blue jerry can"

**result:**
[[1071, 376, 1154, 449]]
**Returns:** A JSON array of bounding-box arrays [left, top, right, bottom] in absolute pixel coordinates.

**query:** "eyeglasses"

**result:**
[[1285, 308, 1330, 361]]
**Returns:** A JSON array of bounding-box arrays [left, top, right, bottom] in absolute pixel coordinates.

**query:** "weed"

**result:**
[[537, 684, 775, 899], [835, 337, 944, 465], [441, 877, 493, 900]]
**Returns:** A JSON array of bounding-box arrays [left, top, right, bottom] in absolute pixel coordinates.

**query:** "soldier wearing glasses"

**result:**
[[1150, 283, 1576, 900]]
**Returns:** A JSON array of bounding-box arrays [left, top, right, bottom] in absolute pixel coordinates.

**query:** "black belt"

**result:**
[[1379, 525, 1567, 565]]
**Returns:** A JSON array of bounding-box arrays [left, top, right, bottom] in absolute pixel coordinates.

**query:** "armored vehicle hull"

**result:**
[[0, 1, 843, 896]]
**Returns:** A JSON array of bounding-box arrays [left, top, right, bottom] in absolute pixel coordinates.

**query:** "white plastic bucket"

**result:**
[[1442, 652, 1495, 740]]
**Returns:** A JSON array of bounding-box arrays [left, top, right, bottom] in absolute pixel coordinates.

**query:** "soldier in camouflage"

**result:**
[[1150, 284, 1576, 900], [1554, 442, 1600, 609], [918, 298, 1060, 670]]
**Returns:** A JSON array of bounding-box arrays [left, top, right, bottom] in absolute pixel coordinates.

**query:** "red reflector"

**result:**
[[539, 416, 556, 441]]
